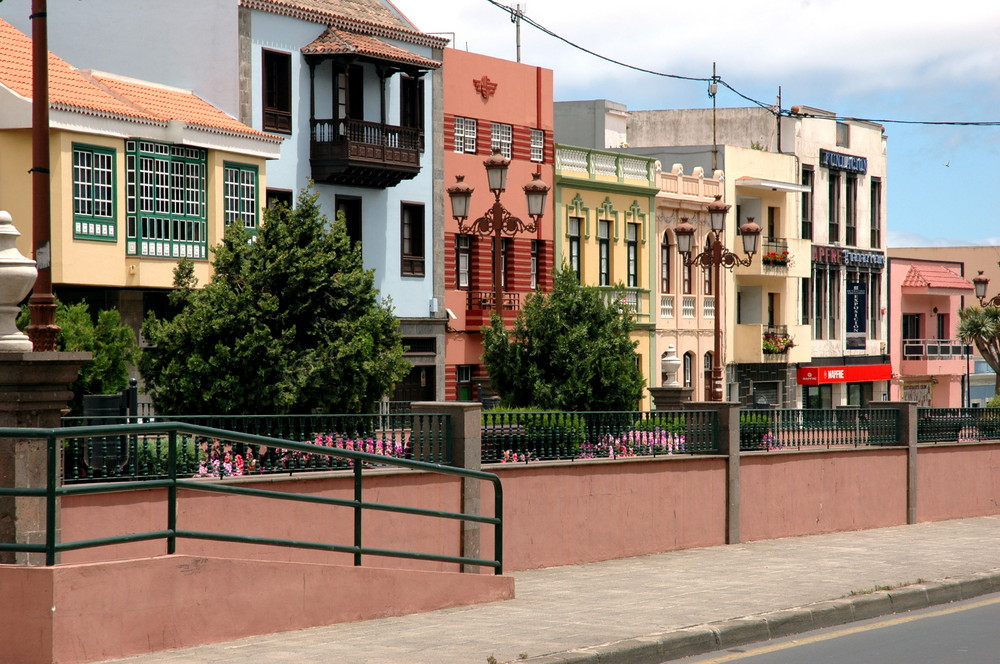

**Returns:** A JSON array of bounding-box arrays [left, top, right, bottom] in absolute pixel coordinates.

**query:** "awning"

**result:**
[[797, 364, 892, 385], [735, 177, 811, 193], [900, 264, 974, 295]]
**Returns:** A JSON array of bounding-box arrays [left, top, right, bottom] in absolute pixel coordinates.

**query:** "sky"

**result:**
[[396, 0, 1000, 248]]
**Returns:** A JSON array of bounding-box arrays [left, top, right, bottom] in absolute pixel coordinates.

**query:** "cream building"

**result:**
[[557, 100, 889, 407]]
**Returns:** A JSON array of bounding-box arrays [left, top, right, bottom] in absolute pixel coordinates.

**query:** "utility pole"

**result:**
[[512, 4, 523, 63], [710, 63, 718, 172]]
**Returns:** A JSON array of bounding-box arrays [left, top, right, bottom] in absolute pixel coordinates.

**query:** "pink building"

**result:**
[[442, 49, 554, 401], [888, 258, 975, 406]]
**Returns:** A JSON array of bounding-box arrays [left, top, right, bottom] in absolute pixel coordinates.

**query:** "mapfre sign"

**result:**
[[796, 364, 891, 385]]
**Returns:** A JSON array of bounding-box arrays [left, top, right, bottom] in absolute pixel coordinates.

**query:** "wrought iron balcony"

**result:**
[[310, 118, 422, 188]]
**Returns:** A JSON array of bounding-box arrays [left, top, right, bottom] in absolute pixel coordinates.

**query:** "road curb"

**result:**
[[519, 570, 1000, 664]]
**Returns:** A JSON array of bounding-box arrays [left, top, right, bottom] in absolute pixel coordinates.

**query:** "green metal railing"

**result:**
[[0, 422, 502, 573], [60, 413, 450, 482], [917, 407, 1000, 443], [481, 410, 719, 462], [740, 408, 900, 450]]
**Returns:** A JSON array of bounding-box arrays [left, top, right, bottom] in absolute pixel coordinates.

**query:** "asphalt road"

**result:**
[[675, 591, 1000, 664]]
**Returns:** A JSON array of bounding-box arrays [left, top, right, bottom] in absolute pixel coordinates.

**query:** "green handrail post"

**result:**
[[167, 429, 177, 555], [494, 476, 503, 575], [45, 433, 58, 566], [353, 460, 362, 566]]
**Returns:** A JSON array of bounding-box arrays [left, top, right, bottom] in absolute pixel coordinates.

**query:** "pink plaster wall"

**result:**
[[484, 457, 728, 571], [917, 443, 1000, 521], [740, 449, 909, 541], [0, 556, 513, 664], [61, 471, 466, 572]]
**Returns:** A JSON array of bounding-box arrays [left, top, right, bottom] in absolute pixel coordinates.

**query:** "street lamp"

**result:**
[[675, 195, 761, 401], [973, 271, 1000, 307], [447, 149, 550, 316]]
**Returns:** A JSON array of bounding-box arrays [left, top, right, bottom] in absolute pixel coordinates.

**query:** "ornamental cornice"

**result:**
[[240, 0, 449, 49]]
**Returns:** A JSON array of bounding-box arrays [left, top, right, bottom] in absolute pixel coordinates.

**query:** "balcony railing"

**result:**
[[660, 295, 674, 319], [555, 147, 657, 187], [310, 118, 421, 188], [599, 288, 651, 322], [902, 339, 972, 361], [467, 290, 521, 312]]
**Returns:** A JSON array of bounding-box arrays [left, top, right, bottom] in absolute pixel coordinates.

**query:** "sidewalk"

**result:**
[[100, 515, 1000, 664]]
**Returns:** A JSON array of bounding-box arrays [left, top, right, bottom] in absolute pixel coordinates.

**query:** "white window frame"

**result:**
[[454, 117, 477, 154], [530, 128, 544, 163], [491, 122, 513, 158]]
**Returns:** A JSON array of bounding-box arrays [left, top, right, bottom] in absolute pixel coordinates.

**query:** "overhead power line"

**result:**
[[483, 0, 1000, 128]]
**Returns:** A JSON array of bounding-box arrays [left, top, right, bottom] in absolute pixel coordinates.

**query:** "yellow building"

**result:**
[[553, 146, 660, 408], [0, 19, 281, 331]]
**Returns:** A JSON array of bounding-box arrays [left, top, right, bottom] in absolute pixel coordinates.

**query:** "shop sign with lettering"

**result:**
[[819, 149, 868, 174], [812, 245, 885, 267], [846, 281, 867, 350]]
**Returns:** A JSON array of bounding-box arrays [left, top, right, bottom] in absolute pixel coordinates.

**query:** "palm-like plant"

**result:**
[[958, 305, 1000, 395]]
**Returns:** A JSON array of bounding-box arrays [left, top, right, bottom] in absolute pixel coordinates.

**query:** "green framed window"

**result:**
[[72, 144, 116, 241], [224, 162, 259, 233], [125, 141, 207, 259]]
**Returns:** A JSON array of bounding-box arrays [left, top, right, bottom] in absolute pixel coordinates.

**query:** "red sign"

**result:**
[[796, 364, 891, 385]]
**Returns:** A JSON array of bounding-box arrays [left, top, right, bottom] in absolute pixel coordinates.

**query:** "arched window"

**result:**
[[660, 231, 671, 293], [683, 352, 694, 388], [703, 352, 714, 400]]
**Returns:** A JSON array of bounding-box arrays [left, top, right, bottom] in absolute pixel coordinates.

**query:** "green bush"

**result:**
[[632, 415, 686, 435], [740, 413, 772, 450], [481, 408, 584, 461]]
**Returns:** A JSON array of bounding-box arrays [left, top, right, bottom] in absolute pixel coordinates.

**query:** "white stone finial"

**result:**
[[0, 210, 38, 352], [661, 344, 681, 387]]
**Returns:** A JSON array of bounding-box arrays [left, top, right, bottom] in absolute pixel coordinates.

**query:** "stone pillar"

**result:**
[[0, 352, 91, 564], [649, 386, 694, 409], [880, 401, 919, 525], [410, 401, 483, 572], [683, 400, 742, 544], [650, 344, 694, 408]]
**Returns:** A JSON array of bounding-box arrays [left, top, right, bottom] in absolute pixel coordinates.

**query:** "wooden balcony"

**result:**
[[310, 118, 422, 188], [465, 290, 521, 327]]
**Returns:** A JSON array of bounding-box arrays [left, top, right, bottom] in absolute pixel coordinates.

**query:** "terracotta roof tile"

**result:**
[[89, 73, 277, 138], [302, 27, 440, 69], [0, 19, 277, 142], [901, 264, 974, 291], [0, 19, 157, 122], [241, 0, 447, 49]]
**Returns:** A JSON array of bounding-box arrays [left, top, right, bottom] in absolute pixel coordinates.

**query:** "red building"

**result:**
[[442, 49, 554, 401]]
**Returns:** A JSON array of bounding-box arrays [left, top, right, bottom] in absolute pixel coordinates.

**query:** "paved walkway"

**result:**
[[100, 515, 1000, 664]]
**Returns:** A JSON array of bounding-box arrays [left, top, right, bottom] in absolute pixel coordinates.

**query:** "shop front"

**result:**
[[797, 363, 892, 407]]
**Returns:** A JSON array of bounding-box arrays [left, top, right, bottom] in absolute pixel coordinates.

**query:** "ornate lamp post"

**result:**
[[973, 271, 1000, 307], [675, 195, 760, 401], [447, 149, 550, 317]]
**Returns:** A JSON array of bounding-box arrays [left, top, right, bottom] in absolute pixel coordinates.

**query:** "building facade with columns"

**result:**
[[557, 100, 888, 407]]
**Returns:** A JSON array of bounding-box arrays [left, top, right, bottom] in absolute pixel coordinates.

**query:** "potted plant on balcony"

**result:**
[[762, 331, 795, 354], [761, 250, 790, 267]]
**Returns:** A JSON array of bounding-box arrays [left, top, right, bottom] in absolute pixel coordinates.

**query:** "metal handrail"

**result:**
[[0, 422, 503, 573]]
